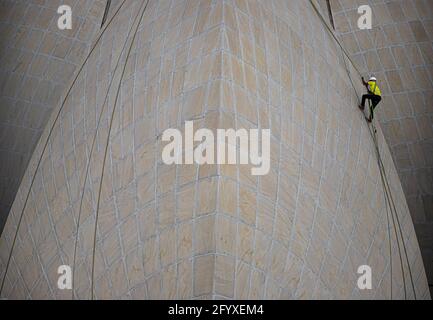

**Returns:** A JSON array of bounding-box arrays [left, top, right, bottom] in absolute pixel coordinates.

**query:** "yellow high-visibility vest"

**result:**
[[368, 81, 381, 96]]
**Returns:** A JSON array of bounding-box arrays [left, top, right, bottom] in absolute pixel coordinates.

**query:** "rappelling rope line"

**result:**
[[383, 174, 393, 300], [308, 0, 395, 298], [308, 0, 364, 78], [71, 0, 146, 300], [367, 114, 406, 299], [370, 121, 417, 299], [340, 48, 361, 105], [371, 115, 394, 301], [367, 102, 394, 300], [101, 0, 112, 28], [383, 169, 417, 299], [308, 0, 415, 299], [341, 30, 404, 301], [0, 0, 128, 296], [89, 0, 150, 300], [370, 121, 407, 299]]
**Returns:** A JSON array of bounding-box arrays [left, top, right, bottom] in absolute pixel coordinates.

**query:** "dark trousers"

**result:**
[[361, 94, 381, 119]]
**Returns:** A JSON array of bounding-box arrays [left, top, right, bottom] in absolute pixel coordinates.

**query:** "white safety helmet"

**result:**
[[369, 76, 377, 82]]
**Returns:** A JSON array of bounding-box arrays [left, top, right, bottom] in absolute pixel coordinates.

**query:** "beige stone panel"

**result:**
[[409, 21, 429, 42], [219, 178, 237, 216], [161, 264, 178, 299], [235, 260, 251, 299], [194, 254, 214, 297], [216, 214, 236, 256], [194, 214, 216, 256], [239, 185, 256, 225], [177, 259, 193, 299], [214, 254, 235, 298], [197, 178, 217, 216]]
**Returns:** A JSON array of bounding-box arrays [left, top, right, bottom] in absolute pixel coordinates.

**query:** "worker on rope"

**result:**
[[359, 76, 382, 123]]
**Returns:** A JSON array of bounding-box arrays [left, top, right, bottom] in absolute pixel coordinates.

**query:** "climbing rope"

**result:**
[[71, 0, 147, 299], [369, 116, 417, 299], [308, 0, 363, 77], [382, 166, 393, 299], [0, 0, 128, 296], [368, 109, 405, 299], [101, 0, 112, 28], [308, 0, 418, 299], [89, 0, 150, 300]]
